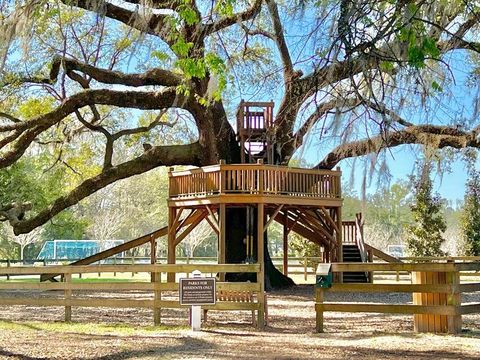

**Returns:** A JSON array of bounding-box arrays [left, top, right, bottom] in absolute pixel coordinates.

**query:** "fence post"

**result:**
[[6, 259, 10, 281], [64, 272, 72, 322], [315, 287, 324, 333], [153, 268, 161, 326]]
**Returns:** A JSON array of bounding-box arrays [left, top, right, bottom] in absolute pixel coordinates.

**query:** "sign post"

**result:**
[[180, 270, 216, 331]]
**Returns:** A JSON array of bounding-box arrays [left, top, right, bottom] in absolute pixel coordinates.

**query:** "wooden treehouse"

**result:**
[[166, 100, 372, 284], [40, 101, 373, 285]]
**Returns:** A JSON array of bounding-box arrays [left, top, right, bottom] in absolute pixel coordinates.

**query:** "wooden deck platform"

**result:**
[[168, 163, 342, 207]]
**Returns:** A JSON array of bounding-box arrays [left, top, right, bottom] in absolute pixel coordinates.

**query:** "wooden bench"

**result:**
[[203, 290, 268, 326]]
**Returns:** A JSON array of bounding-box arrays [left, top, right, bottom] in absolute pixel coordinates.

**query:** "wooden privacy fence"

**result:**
[[0, 264, 266, 328], [315, 262, 480, 334], [169, 163, 341, 199]]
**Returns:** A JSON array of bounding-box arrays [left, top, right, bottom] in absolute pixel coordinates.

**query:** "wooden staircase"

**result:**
[[342, 244, 369, 283]]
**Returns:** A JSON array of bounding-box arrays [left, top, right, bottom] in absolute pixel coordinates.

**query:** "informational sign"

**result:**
[[180, 277, 216, 306]]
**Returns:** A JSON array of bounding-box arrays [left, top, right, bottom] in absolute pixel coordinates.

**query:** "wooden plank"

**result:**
[[316, 303, 459, 315], [0, 298, 154, 308], [217, 282, 261, 292], [331, 263, 457, 272], [319, 206, 340, 234], [201, 302, 258, 311], [167, 206, 177, 282], [264, 205, 284, 231], [0, 282, 176, 291], [329, 283, 454, 293], [174, 210, 207, 246], [169, 207, 185, 235], [206, 205, 219, 227], [2, 264, 260, 276], [204, 214, 219, 234], [168, 195, 343, 207], [459, 303, 480, 314], [459, 283, 480, 292], [455, 263, 480, 271]]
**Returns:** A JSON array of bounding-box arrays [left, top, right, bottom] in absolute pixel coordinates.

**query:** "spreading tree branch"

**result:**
[[317, 125, 480, 169], [12, 141, 202, 235]]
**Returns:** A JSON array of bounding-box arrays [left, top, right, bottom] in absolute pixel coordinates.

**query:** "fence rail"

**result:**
[[2, 256, 480, 282], [315, 262, 480, 334], [0, 264, 266, 328]]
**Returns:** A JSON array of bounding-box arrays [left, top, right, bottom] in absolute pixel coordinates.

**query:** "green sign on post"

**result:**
[[315, 263, 332, 288]]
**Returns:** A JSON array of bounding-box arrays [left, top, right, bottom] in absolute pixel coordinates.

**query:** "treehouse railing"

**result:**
[[168, 164, 341, 199], [342, 221, 356, 244]]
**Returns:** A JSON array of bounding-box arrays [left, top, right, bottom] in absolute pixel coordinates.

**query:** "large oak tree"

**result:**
[[1, 0, 480, 285]]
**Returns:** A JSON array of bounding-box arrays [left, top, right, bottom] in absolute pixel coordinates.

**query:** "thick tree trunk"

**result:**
[[224, 207, 295, 290]]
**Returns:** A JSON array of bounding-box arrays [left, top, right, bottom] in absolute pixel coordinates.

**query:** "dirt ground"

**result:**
[[0, 285, 479, 360]]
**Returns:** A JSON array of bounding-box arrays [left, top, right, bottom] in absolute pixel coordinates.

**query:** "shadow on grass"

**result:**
[[0, 319, 187, 336]]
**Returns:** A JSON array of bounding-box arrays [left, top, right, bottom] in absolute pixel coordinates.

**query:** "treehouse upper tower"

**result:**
[[236, 101, 275, 164]]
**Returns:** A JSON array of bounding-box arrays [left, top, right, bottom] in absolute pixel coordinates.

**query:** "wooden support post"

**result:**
[[153, 270, 161, 326], [257, 203, 265, 329], [150, 236, 157, 282], [315, 287, 324, 333], [64, 272, 72, 322], [113, 257, 117, 277], [283, 210, 288, 276], [219, 204, 226, 281], [167, 207, 177, 283]]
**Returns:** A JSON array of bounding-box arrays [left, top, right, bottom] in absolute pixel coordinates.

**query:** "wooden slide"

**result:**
[[40, 226, 168, 282]]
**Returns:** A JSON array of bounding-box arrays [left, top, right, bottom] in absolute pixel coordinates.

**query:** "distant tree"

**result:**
[[3, 226, 44, 260], [365, 181, 412, 249], [179, 221, 214, 258], [460, 169, 480, 256], [290, 233, 322, 269], [406, 165, 446, 257]]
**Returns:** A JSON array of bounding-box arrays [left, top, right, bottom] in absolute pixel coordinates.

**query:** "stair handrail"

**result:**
[[355, 213, 367, 263]]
